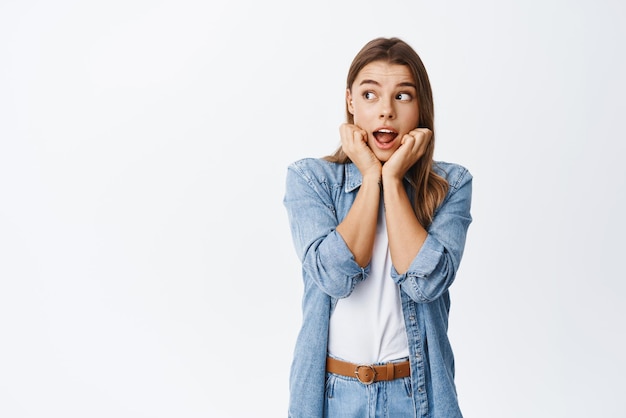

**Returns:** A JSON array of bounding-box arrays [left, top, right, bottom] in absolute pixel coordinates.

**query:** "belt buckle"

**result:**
[[354, 364, 376, 385]]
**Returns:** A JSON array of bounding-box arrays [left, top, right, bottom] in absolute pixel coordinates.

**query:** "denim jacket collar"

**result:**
[[344, 163, 362, 193]]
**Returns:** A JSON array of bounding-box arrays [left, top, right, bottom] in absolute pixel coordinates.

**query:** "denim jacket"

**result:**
[[283, 158, 472, 418]]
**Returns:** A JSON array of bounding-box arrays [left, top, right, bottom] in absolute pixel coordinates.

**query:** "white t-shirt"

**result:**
[[328, 200, 410, 364]]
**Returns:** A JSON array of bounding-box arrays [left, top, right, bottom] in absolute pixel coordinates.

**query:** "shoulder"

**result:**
[[433, 161, 472, 190], [287, 157, 346, 183]]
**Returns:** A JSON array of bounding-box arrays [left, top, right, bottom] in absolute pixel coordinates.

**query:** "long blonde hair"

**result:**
[[325, 37, 448, 227]]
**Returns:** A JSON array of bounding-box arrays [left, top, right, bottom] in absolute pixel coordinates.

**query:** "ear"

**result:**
[[346, 89, 354, 115]]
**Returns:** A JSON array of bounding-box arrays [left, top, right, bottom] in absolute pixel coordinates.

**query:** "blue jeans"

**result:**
[[324, 372, 416, 418]]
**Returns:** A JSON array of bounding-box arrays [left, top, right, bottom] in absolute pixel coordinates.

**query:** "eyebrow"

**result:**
[[359, 79, 417, 89]]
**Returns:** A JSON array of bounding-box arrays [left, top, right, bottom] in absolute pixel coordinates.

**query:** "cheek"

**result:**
[[352, 112, 362, 125], [400, 107, 420, 126], [412, 108, 420, 127], [352, 106, 373, 125]]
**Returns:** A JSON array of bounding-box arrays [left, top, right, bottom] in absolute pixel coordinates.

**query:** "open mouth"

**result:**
[[373, 129, 398, 144]]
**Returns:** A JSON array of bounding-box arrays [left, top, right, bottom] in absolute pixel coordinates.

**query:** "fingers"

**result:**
[[353, 129, 366, 143], [340, 123, 366, 144], [404, 128, 432, 156], [339, 123, 368, 155], [339, 123, 381, 177]]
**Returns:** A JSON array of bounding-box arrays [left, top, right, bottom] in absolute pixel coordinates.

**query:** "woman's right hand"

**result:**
[[339, 123, 381, 179]]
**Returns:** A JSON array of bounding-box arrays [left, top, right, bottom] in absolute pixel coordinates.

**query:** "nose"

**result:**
[[379, 98, 395, 120]]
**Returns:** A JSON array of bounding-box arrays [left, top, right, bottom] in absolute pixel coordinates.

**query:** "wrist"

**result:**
[[381, 170, 404, 185], [361, 163, 382, 181], [362, 171, 382, 186]]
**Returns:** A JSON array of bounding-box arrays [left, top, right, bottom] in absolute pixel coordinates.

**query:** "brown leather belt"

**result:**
[[326, 356, 411, 385]]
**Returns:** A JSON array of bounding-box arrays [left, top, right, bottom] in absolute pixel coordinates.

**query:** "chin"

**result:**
[[374, 151, 393, 163]]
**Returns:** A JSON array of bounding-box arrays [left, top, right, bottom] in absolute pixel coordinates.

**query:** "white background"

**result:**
[[1, 0, 625, 417]]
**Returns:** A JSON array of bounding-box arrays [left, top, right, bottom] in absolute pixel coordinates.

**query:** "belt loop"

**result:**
[[386, 362, 394, 380]]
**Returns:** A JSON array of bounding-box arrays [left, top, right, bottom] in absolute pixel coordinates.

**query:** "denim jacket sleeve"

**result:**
[[283, 159, 368, 299], [391, 163, 473, 303]]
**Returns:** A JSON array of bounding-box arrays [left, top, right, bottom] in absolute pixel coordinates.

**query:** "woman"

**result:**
[[283, 37, 472, 418]]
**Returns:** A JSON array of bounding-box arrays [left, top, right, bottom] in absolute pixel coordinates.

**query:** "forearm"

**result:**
[[336, 174, 380, 267], [383, 177, 427, 274]]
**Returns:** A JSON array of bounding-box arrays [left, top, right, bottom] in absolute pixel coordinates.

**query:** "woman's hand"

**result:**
[[382, 128, 432, 181], [339, 123, 381, 179]]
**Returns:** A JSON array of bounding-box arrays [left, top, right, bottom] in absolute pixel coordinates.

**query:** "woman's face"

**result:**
[[347, 61, 420, 162]]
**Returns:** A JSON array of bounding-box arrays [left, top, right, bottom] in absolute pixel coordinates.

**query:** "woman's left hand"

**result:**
[[382, 128, 432, 180]]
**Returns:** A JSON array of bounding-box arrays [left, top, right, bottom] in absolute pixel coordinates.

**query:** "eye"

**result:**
[[363, 91, 377, 100], [396, 93, 412, 101]]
